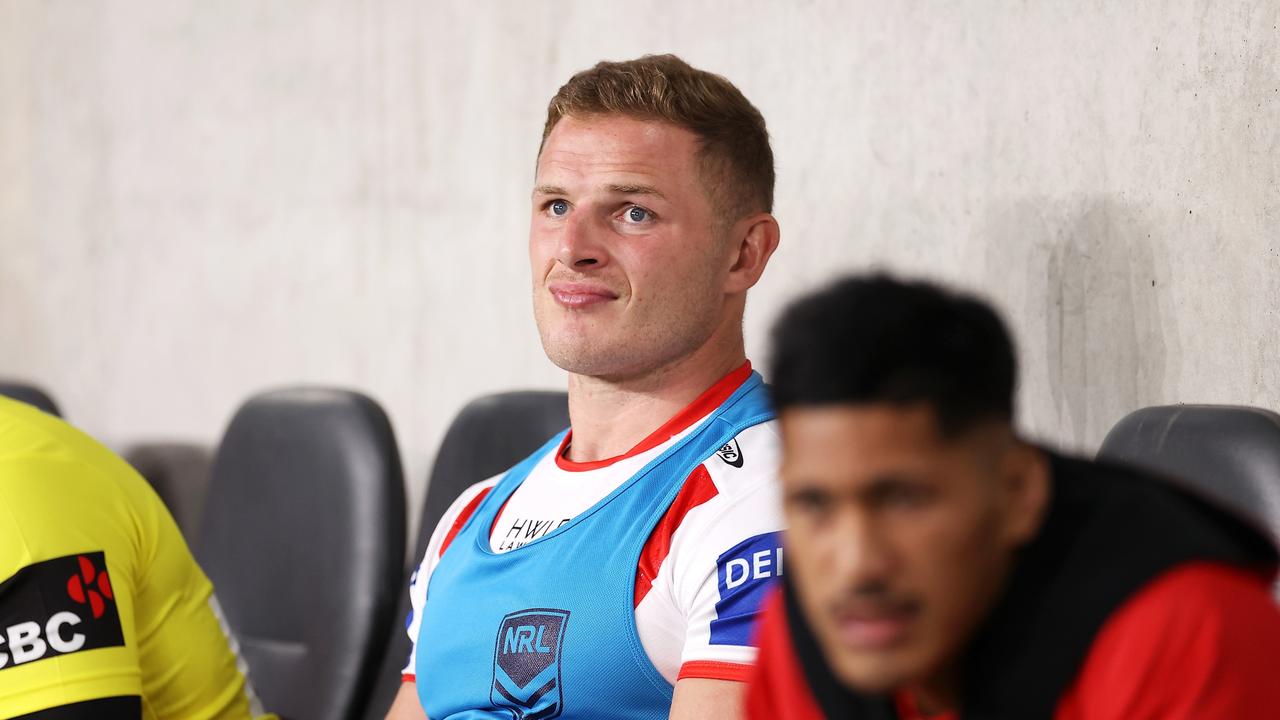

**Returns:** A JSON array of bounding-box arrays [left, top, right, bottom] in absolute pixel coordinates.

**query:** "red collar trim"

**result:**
[[555, 361, 753, 472]]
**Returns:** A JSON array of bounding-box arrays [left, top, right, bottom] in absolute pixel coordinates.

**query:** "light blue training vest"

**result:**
[[416, 372, 774, 719]]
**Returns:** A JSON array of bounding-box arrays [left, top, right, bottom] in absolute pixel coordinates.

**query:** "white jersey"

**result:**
[[403, 370, 783, 686]]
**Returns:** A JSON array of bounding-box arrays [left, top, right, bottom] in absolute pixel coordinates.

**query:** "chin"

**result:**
[[541, 338, 632, 378], [828, 653, 919, 695]]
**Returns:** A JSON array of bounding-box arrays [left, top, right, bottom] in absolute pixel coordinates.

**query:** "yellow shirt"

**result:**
[[0, 397, 272, 719]]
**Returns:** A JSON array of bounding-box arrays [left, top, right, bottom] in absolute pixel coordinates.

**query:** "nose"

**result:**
[[830, 511, 895, 593], [556, 211, 609, 270]]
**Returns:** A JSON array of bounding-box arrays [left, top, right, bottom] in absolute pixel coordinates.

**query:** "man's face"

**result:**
[[530, 114, 733, 380], [779, 404, 1046, 696]]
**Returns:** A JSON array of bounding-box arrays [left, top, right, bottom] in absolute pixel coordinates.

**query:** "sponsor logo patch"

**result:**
[[491, 608, 570, 719], [716, 438, 744, 468], [494, 517, 573, 552], [711, 531, 783, 646], [0, 552, 125, 670]]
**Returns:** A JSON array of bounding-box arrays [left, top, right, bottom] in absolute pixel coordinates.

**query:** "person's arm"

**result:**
[[384, 683, 428, 720], [0, 414, 271, 720], [128, 474, 272, 719], [1056, 562, 1280, 718], [670, 678, 746, 719], [384, 480, 498, 720], [0, 446, 148, 719], [661, 428, 786, 720]]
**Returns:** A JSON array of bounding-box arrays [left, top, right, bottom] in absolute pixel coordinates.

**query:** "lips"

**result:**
[[548, 281, 619, 309], [833, 602, 918, 650]]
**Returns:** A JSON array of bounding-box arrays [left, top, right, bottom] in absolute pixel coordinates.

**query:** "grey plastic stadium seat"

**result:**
[[362, 390, 569, 720], [0, 381, 61, 417], [124, 442, 214, 541], [198, 388, 406, 720], [1098, 404, 1280, 542]]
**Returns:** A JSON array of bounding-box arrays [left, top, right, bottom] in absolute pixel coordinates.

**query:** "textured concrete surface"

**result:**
[[2, 1, 1277, 527]]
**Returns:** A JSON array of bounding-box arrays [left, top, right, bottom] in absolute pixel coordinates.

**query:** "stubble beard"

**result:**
[[534, 289, 724, 383]]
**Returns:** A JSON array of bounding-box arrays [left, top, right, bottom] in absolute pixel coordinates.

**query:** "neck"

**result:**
[[564, 329, 745, 463]]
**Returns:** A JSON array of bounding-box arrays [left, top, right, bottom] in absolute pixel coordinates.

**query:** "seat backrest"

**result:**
[[361, 390, 568, 719], [198, 388, 406, 720], [124, 442, 213, 541], [1097, 404, 1280, 542], [0, 381, 61, 417]]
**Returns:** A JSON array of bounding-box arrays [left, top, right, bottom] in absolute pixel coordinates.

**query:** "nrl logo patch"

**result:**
[[491, 608, 570, 719], [716, 438, 744, 468]]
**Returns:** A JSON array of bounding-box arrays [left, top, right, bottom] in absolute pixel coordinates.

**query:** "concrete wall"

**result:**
[[3, 0, 1277, 527]]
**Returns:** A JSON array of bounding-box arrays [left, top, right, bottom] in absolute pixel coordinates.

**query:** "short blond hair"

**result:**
[[540, 54, 775, 221]]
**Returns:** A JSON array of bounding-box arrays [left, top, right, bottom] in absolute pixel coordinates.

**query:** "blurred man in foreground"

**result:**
[[747, 275, 1280, 719], [0, 396, 273, 719], [387, 54, 783, 719]]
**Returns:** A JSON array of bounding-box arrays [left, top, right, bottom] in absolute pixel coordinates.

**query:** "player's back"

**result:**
[[0, 397, 268, 719]]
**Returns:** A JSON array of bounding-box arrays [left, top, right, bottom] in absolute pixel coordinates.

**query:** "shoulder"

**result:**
[[1138, 561, 1277, 609], [0, 400, 161, 572], [1060, 562, 1280, 717], [422, 475, 504, 563], [0, 398, 154, 505], [670, 419, 782, 542], [1097, 562, 1280, 653], [1102, 561, 1280, 647], [443, 475, 503, 520], [660, 421, 784, 595], [675, 418, 783, 540], [0, 402, 154, 712], [700, 419, 781, 499]]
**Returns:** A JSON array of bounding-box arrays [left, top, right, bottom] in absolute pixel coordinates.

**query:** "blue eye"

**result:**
[[625, 206, 650, 223], [549, 200, 569, 216]]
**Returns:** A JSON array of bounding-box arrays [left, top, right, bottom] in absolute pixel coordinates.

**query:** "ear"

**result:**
[[724, 212, 781, 294], [1000, 443, 1051, 546]]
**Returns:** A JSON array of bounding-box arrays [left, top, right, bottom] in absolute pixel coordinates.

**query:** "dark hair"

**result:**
[[541, 54, 774, 221], [769, 274, 1017, 436]]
